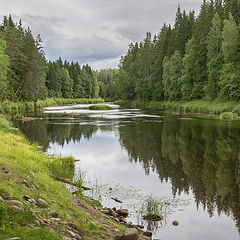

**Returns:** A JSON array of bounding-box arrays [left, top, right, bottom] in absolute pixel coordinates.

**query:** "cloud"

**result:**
[[0, 0, 202, 69]]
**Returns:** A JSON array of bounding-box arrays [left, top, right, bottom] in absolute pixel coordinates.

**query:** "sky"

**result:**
[[0, 0, 203, 70]]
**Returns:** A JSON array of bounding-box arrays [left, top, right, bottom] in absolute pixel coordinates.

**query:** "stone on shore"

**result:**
[[123, 228, 139, 240]]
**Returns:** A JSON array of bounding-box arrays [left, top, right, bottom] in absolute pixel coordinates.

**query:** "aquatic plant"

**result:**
[[89, 105, 112, 110]]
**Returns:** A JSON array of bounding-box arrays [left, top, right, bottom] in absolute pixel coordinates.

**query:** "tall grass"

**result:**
[[116, 99, 240, 115], [0, 98, 104, 117]]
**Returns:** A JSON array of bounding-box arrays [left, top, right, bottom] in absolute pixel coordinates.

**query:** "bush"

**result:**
[[219, 112, 238, 120]]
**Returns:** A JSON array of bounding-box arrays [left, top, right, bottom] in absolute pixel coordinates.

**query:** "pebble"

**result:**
[[143, 231, 152, 237], [36, 198, 48, 208], [116, 209, 129, 217], [23, 195, 31, 201], [1, 193, 12, 200], [10, 206, 22, 211], [49, 211, 59, 218], [172, 220, 179, 226], [9, 200, 23, 206], [4, 238, 21, 240], [23, 180, 30, 187], [67, 230, 76, 237], [101, 209, 109, 214]]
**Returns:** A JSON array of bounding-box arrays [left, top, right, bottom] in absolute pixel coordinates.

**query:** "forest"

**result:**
[[113, 0, 240, 102], [0, 15, 99, 102], [1, 0, 240, 104]]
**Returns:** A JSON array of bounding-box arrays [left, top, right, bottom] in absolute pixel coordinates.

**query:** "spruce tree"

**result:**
[[205, 12, 223, 98]]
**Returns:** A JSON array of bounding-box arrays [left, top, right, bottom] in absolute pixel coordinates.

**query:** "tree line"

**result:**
[[116, 0, 240, 101], [0, 15, 99, 101]]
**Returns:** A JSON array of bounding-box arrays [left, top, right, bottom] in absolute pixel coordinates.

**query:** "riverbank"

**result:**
[[115, 99, 240, 117], [0, 114, 154, 240], [0, 114, 122, 240], [0, 98, 104, 117]]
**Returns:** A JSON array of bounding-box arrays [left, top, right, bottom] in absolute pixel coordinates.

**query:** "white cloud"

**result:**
[[0, 0, 202, 69]]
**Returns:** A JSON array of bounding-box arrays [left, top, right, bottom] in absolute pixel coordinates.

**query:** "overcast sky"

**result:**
[[0, 0, 202, 69]]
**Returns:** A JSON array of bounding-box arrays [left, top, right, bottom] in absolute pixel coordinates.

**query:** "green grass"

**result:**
[[0, 115, 111, 240], [116, 99, 240, 117], [106, 220, 125, 234], [219, 112, 238, 120], [89, 105, 112, 110], [0, 98, 104, 117]]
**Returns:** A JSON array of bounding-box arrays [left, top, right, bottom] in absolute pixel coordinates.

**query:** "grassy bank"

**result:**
[[0, 98, 104, 117], [0, 115, 123, 240], [115, 99, 240, 116]]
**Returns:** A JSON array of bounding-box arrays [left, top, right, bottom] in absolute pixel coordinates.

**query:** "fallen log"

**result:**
[[110, 197, 123, 203], [50, 175, 91, 190]]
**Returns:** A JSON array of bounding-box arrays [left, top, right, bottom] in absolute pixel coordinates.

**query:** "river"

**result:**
[[17, 103, 240, 240]]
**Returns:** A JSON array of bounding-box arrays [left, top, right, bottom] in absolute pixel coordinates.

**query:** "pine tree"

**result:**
[[219, 13, 240, 100], [181, 39, 198, 100], [205, 12, 223, 98], [0, 37, 9, 100]]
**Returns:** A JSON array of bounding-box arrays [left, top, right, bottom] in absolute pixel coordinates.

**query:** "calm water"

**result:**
[[17, 103, 240, 240]]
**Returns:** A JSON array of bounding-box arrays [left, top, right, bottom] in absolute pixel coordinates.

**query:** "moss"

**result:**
[[89, 105, 112, 110]]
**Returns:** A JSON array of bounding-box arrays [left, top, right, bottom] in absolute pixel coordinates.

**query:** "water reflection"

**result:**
[[17, 108, 240, 238]]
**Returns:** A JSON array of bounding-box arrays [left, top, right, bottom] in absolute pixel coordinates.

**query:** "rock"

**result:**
[[50, 218, 61, 223], [2, 166, 10, 174], [1, 193, 12, 200], [123, 228, 139, 240], [43, 219, 51, 225], [172, 220, 179, 226], [67, 230, 76, 237], [30, 210, 38, 217], [109, 208, 117, 217], [119, 216, 127, 223], [116, 209, 129, 217], [28, 198, 37, 205], [101, 209, 109, 215], [67, 222, 78, 230], [23, 195, 31, 201], [10, 206, 22, 211], [9, 200, 23, 206], [143, 214, 163, 221], [143, 231, 152, 237], [49, 211, 59, 218], [138, 237, 151, 240], [23, 180, 30, 187], [136, 225, 144, 229], [36, 198, 48, 208], [4, 238, 21, 240], [74, 235, 83, 240], [115, 236, 123, 240], [129, 225, 142, 232], [62, 237, 71, 240], [34, 220, 41, 226]]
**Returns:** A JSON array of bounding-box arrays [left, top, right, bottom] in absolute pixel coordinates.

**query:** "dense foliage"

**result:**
[[116, 0, 240, 101], [97, 69, 118, 100], [0, 16, 99, 101]]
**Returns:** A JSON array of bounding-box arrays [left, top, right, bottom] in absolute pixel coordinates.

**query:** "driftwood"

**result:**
[[50, 175, 91, 190], [110, 197, 123, 203]]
